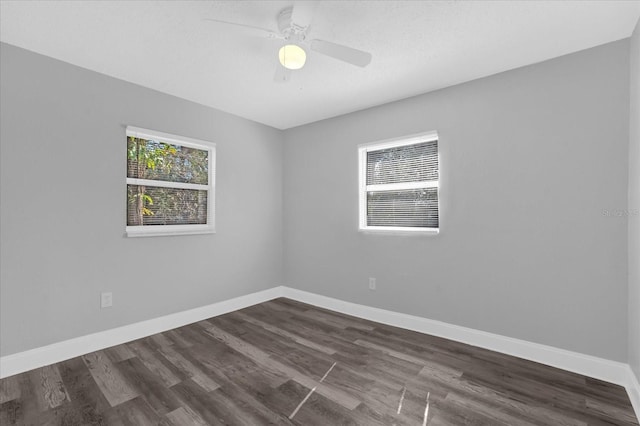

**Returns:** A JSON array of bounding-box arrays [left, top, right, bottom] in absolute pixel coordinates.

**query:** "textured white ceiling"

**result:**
[[1, 1, 639, 129]]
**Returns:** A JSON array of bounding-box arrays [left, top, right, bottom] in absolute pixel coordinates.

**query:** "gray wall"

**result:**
[[0, 43, 284, 357], [630, 19, 640, 379], [1, 39, 633, 365], [283, 40, 630, 361]]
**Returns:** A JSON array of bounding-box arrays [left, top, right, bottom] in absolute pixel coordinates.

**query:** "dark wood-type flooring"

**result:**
[[1, 298, 638, 425]]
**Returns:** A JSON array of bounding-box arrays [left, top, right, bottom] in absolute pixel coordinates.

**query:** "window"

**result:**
[[358, 132, 439, 233], [126, 126, 215, 237]]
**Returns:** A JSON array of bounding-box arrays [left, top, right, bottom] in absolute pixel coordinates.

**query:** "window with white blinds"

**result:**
[[358, 133, 439, 232], [126, 126, 215, 237]]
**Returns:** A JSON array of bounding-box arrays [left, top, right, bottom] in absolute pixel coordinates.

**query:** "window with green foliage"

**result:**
[[358, 132, 439, 233], [126, 127, 215, 237]]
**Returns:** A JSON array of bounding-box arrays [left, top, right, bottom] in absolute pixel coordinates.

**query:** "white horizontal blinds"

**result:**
[[127, 186, 208, 226], [367, 188, 438, 228], [365, 139, 439, 229], [366, 140, 438, 185], [126, 134, 210, 227]]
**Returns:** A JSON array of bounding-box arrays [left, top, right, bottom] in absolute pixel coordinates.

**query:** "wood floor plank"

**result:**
[[430, 397, 512, 426], [212, 317, 306, 362], [212, 382, 294, 425], [165, 405, 207, 426], [417, 360, 581, 426], [187, 340, 288, 390], [250, 305, 369, 357], [116, 357, 182, 416], [16, 370, 44, 425], [0, 298, 637, 425], [82, 351, 139, 407], [31, 364, 71, 410], [164, 329, 193, 349], [285, 378, 400, 426], [355, 383, 426, 424], [169, 379, 228, 426], [332, 347, 422, 389], [355, 338, 431, 366], [585, 396, 640, 425], [171, 325, 213, 347], [419, 362, 464, 383], [156, 345, 220, 392], [233, 310, 338, 355], [458, 364, 597, 419], [114, 396, 171, 426], [298, 308, 373, 331], [104, 345, 136, 363], [232, 384, 297, 424], [444, 392, 540, 426], [0, 374, 21, 404], [149, 333, 174, 349], [266, 298, 310, 313], [204, 324, 363, 410], [0, 400, 22, 426], [57, 356, 115, 425], [126, 340, 183, 388]]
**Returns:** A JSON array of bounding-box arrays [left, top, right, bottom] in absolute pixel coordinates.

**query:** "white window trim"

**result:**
[[125, 126, 216, 238], [358, 131, 440, 234]]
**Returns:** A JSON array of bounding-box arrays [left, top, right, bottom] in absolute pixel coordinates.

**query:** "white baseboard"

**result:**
[[0, 286, 285, 379], [2, 285, 639, 422], [282, 287, 638, 413], [627, 366, 640, 421]]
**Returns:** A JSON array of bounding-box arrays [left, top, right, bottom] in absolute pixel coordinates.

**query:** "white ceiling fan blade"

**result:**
[[310, 39, 372, 67], [291, 1, 318, 28], [203, 18, 280, 39], [274, 65, 292, 83]]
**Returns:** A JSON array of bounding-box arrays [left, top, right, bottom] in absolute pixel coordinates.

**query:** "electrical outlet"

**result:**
[[101, 292, 113, 308], [369, 277, 376, 291]]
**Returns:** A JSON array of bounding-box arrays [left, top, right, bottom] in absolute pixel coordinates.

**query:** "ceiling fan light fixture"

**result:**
[[278, 44, 306, 70]]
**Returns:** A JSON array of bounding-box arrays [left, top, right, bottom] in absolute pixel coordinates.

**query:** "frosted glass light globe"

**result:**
[[278, 44, 306, 70]]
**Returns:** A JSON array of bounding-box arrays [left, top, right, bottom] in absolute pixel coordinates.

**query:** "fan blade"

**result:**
[[204, 18, 280, 39], [310, 39, 372, 67], [274, 65, 292, 83], [291, 1, 318, 28]]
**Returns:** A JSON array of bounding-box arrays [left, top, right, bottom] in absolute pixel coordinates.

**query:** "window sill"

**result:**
[[358, 227, 439, 236], [125, 225, 215, 238]]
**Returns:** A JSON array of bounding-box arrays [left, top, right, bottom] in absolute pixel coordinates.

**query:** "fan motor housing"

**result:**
[[277, 7, 307, 40]]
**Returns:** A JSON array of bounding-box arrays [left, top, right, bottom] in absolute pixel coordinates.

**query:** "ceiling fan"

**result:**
[[205, 2, 372, 82]]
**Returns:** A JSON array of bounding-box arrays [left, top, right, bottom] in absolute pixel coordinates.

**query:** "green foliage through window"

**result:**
[[126, 135, 210, 227]]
